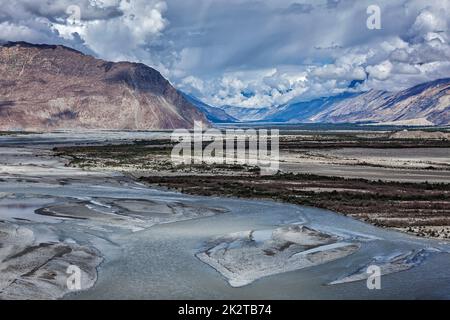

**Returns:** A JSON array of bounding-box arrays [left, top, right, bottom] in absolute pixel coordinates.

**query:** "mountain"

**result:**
[[266, 92, 360, 123], [219, 105, 276, 122], [309, 78, 450, 126], [0, 42, 208, 131], [263, 78, 450, 126], [182, 93, 237, 123]]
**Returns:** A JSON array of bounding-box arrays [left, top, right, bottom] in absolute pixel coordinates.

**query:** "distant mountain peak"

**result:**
[[212, 78, 450, 126], [305, 78, 450, 126], [2, 41, 85, 55], [348, 79, 365, 88]]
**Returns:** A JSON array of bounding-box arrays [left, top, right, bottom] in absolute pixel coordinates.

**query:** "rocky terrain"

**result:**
[[0, 42, 208, 131], [309, 78, 450, 125], [2, 41, 447, 129], [183, 93, 237, 123], [219, 105, 275, 122], [209, 78, 450, 126]]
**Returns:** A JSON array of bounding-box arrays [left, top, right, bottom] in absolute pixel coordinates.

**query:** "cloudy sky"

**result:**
[[0, 0, 449, 108]]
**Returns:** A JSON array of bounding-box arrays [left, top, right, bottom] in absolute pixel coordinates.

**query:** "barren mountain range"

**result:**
[[308, 78, 450, 126], [0, 42, 208, 131], [0, 41, 448, 130], [216, 78, 450, 125], [182, 93, 237, 123]]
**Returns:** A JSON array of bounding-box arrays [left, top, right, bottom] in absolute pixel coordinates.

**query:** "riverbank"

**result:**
[[1, 131, 450, 299], [53, 130, 450, 240], [139, 173, 450, 240]]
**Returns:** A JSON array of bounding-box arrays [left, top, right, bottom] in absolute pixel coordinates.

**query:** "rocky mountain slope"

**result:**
[[309, 78, 450, 126], [259, 78, 449, 126], [219, 105, 275, 122], [267, 92, 360, 123], [200, 78, 449, 126], [182, 93, 237, 123], [0, 42, 208, 131]]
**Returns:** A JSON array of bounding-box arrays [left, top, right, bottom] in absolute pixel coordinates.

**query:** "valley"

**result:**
[[1, 0, 450, 303], [1, 130, 450, 300], [51, 127, 450, 240]]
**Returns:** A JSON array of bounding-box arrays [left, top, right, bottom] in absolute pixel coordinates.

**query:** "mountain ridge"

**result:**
[[1, 42, 448, 129], [182, 93, 237, 123], [309, 78, 450, 125], [198, 78, 449, 126], [0, 41, 209, 131]]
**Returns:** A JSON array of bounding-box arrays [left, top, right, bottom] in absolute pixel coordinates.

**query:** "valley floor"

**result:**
[[54, 129, 450, 240], [1, 130, 450, 299]]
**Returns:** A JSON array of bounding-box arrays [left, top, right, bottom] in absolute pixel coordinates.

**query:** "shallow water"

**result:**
[[69, 197, 450, 300], [1, 132, 450, 300]]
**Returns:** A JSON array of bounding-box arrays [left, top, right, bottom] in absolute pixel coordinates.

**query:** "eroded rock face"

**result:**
[[0, 42, 209, 131]]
